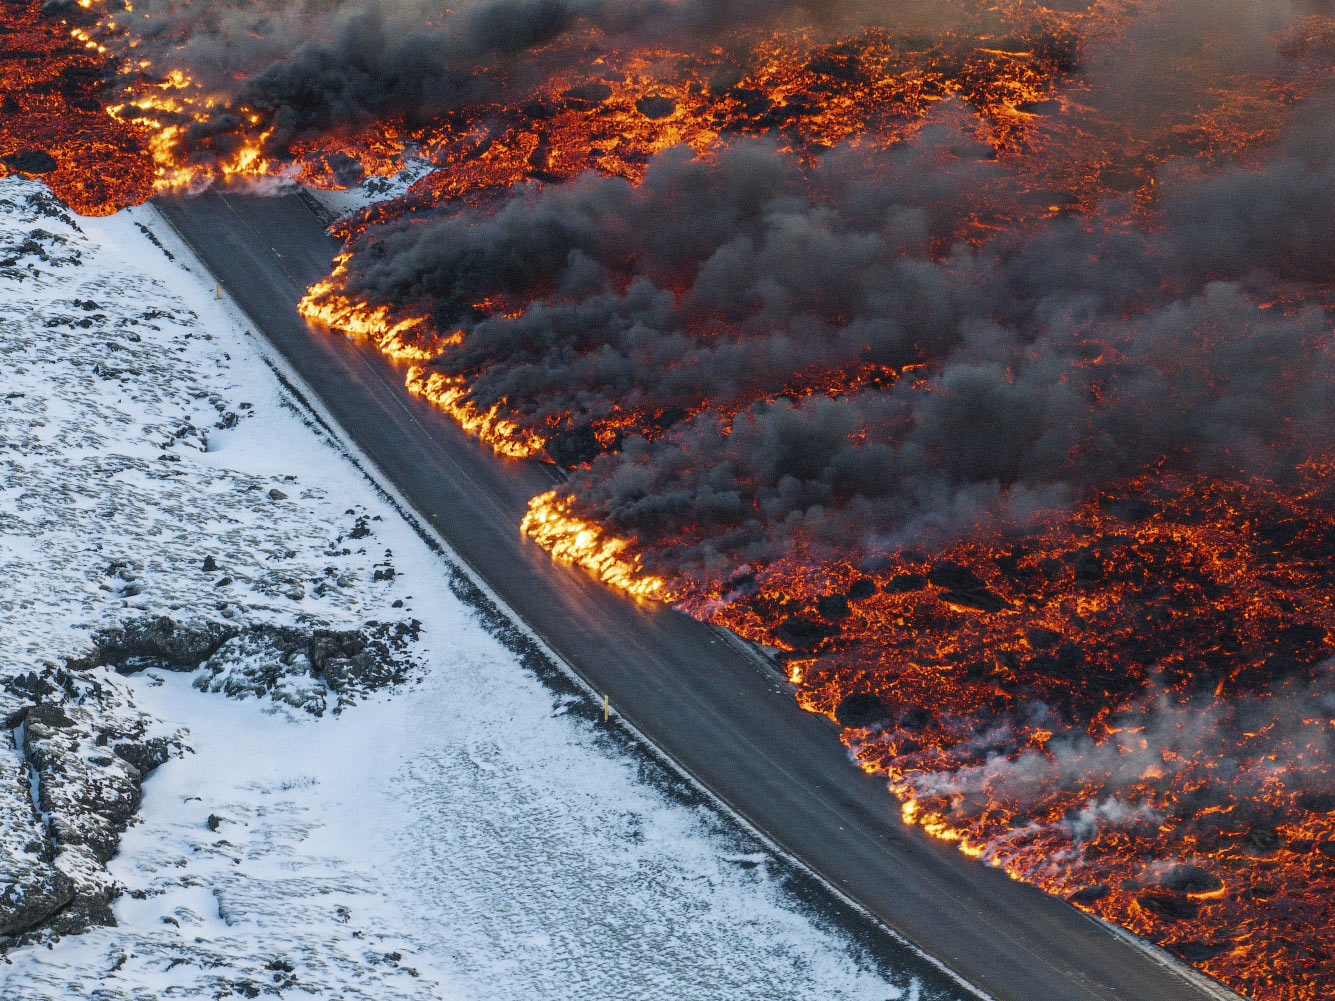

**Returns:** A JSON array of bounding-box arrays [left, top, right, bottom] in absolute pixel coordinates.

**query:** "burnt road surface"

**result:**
[[156, 189, 1241, 1001]]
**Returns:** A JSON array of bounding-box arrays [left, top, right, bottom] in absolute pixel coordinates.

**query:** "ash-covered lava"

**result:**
[[7, 1, 1335, 998]]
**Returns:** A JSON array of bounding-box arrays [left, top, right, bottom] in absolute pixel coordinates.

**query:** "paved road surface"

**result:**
[[155, 189, 1243, 1001]]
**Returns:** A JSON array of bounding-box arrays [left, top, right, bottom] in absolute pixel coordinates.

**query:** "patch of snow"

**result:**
[[306, 156, 440, 221]]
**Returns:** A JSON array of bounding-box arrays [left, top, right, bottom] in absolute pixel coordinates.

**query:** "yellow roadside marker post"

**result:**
[[603, 694, 609, 723]]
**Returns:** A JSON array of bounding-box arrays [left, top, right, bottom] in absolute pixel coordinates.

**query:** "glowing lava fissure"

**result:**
[[10, 1, 1335, 998]]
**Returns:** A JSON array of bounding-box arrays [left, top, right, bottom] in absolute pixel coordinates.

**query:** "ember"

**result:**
[[11, 0, 1335, 997]]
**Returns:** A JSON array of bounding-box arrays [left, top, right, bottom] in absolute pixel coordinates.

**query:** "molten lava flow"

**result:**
[[521, 491, 665, 599], [691, 472, 1335, 1001], [0, 0, 153, 214], [405, 366, 546, 459]]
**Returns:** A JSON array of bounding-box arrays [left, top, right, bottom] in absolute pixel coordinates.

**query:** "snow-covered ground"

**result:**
[[0, 175, 966, 999]]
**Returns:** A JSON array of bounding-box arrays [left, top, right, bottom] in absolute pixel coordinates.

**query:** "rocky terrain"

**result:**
[[0, 178, 425, 955]]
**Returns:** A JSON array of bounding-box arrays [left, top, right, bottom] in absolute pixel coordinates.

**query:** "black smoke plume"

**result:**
[[331, 107, 1335, 574]]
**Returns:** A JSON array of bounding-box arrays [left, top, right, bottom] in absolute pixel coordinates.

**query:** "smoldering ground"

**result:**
[[322, 103, 1335, 576], [102, 0, 916, 161]]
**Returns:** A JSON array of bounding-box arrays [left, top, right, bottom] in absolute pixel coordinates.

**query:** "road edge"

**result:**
[[146, 197, 998, 1001], [149, 192, 1252, 1001]]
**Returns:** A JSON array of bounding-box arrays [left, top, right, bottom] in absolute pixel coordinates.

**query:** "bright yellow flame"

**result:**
[[522, 490, 666, 599], [406, 367, 546, 458]]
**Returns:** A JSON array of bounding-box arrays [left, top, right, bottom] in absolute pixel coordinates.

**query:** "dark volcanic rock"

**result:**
[[320, 151, 364, 188], [308, 626, 403, 693], [775, 615, 840, 650], [1242, 824, 1284, 855], [1, 613, 422, 949], [834, 692, 892, 729], [815, 594, 851, 621], [563, 82, 613, 105], [1137, 891, 1199, 922], [113, 736, 171, 775], [884, 573, 928, 593], [0, 866, 75, 939], [74, 616, 419, 706], [939, 588, 1008, 613], [23, 704, 145, 864], [1157, 864, 1223, 894], [0, 729, 77, 939], [928, 561, 985, 592], [844, 578, 877, 601], [2, 150, 58, 175], [79, 616, 237, 671], [899, 705, 934, 731], [1296, 791, 1335, 813], [1073, 545, 1104, 584], [1170, 941, 1228, 963], [635, 95, 677, 119], [1068, 883, 1110, 905]]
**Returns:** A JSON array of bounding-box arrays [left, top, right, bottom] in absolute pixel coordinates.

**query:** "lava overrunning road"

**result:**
[[155, 189, 1243, 1001]]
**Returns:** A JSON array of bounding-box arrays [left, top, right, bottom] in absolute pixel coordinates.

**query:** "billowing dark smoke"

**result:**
[[111, 0, 873, 160], [333, 106, 1335, 573]]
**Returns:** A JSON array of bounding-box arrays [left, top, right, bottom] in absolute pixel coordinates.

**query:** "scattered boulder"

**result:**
[[775, 615, 839, 651], [834, 692, 891, 729], [1068, 883, 1110, 905], [1157, 864, 1223, 895], [2, 150, 58, 175], [635, 95, 677, 119], [884, 573, 928, 593]]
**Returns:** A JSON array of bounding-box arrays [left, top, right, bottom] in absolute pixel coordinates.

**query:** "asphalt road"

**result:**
[[155, 188, 1243, 1001]]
